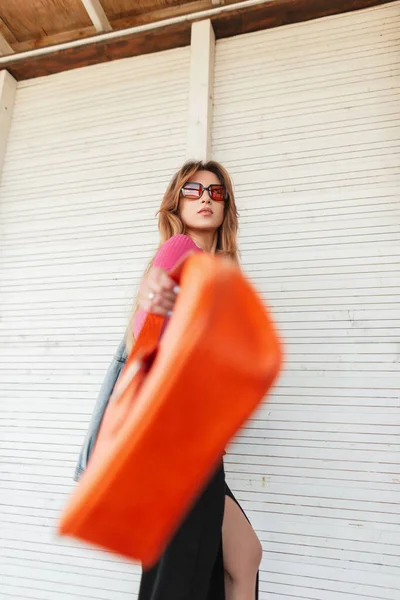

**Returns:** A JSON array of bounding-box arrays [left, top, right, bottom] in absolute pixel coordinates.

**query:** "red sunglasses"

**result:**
[[181, 182, 227, 202]]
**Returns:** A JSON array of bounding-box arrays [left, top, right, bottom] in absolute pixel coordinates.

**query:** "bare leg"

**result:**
[[222, 495, 262, 600]]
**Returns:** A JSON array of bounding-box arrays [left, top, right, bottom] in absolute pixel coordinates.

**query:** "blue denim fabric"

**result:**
[[74, 338, 127, 481]]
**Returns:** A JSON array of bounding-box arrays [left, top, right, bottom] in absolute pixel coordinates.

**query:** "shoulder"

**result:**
[[160, 234, 199, 252], [153, 235, 200, 271]]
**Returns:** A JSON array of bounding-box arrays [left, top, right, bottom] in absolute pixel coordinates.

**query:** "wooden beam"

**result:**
[[81, 0, 112, 33], [2, 21, 191, 81], [1, 0, 396, 81], [0, 34, 14, 57], [212, 0, 397, 38], [0, 70, 17, 179], [186, 20, 215, 161]]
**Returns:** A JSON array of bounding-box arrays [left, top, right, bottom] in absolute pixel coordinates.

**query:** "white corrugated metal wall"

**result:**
[[0, 3, 399, 600], [213, 3, 400, 599], [0, 47, 190, 599]]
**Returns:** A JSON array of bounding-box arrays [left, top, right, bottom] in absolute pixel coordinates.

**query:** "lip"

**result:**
[[198, 208, 213, 215]]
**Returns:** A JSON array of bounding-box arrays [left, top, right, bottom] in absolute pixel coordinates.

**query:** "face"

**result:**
[[179, 170, 226, 233]]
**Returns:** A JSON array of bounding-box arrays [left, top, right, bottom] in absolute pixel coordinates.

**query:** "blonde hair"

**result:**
[[126, 160, 239, 352]]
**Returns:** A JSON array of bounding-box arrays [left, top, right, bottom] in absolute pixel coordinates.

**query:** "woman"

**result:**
[[132, 160, 261, 600], [75, 160, 261, 599]]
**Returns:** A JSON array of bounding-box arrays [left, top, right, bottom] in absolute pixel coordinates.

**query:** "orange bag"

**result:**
[[58, 253, 282, 567]]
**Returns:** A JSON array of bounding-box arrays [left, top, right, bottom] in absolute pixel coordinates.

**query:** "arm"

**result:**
[[133, 235, 201, 338]]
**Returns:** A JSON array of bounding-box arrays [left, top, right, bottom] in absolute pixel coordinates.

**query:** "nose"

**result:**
[[200, 188, 212, 202]]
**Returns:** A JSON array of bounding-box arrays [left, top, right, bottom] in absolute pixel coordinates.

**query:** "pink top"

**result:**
[[133, 234, 201, 338]]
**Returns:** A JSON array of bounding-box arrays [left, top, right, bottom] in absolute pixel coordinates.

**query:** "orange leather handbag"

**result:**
[[58, 253, 282, 567]]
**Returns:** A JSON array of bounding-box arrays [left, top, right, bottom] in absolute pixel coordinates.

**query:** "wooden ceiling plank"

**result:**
[[0, 33, 14, 56], [0, 0, 92, 42], [110, 0, 242, 30], [1, 0, 396, 80], [81, 0, 113, 32], [0, 17, 18, 45], [12, 26, 96, 54]]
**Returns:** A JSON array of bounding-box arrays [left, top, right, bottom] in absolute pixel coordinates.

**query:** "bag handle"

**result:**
[[129, 253, 193, 363]]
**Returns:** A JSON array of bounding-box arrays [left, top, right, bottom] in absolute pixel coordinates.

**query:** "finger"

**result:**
[[147, 303, 170, 317], [138, 278, 163, 302], [147, 266, 180, 294], [138, 268, 179, 312], [157, 296, 176, 312], [157, 270, 178, 292], [146, 278, 175, 297], [147, 280, 179, 301], [140, 301, 169, 316], [159, 289, 177, 304], [140, 287, 176, 307], [145, 279, 163, 295], [140, 288, 176, 311], [149, 294, 175, 313]]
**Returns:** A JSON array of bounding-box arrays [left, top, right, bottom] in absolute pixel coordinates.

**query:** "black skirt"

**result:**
[[138, 461, 259, 600]]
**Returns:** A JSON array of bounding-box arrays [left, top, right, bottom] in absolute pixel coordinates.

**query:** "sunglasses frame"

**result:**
[[181, 182, 228, 202]]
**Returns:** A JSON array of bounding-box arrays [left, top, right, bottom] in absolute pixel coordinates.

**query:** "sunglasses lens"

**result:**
[[210, 186, 226, 201], [182, 182, 202, 199]]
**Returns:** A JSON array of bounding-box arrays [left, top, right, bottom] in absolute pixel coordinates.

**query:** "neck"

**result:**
[[186, 230, 218, 254]]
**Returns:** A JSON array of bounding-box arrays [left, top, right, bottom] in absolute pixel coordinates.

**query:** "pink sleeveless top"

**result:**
[[133, 235, 201, 339]]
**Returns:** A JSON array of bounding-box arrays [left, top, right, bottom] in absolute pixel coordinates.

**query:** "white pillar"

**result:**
[[0, 70, 17, 179], [186, 20, 215, 162]]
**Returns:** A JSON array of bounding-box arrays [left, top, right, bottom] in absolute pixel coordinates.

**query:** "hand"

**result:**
[[138, 266, 179, 317]]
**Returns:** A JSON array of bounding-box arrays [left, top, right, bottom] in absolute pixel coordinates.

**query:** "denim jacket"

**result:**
[[74, 338, 127, 481]]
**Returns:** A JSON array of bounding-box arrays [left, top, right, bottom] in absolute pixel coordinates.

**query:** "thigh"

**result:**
[[222, 492, 262, 580]]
